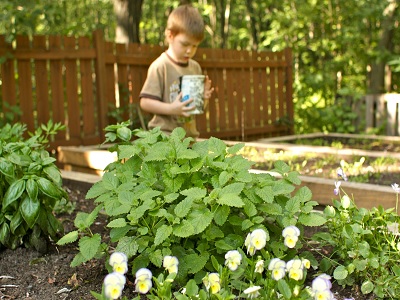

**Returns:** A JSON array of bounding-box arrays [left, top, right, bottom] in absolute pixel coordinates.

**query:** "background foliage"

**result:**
[[1, 0, 399, 134]]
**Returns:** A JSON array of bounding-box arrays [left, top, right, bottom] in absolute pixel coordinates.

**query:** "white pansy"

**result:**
[[104, 272, 126, 300], [245, 229, 268, 256], [243, 285, 261, 298], [268, 258, 286, 281], [203, 273, 221, 294], [282, 225, 300, 238], [286, 259, 303, 281], [163, 255, 179, 274], [224, 250, 242, 271], [134, 268, 153, 294], [254, 259, 264, 273]]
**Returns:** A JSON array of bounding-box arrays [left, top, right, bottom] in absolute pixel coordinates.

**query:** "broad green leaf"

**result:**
[[26, 178, 39, 201], [37, 177, 62, 199], [20, 195, 40, 228], [110, 226, 131, 243], [3, 179, 25, 210], [185, 279, 199, 297], [277, 279, 292, 299], [79, 234, 102, 260], [272, 181, 295, 195], [0, 223, 10, 245], [298, 212, 326, 226], [154, 224, 173, 246], [258, 203, 283, 215], [57, 230, 79, 245], [333, 265, 348, 280], [361, 280, 374, 295], [43, 165, 62, 185], [294, 186, 312, 202], [10, 211, 23, 234], [227, 143, 244, 154], [0, 158, 14, 177]]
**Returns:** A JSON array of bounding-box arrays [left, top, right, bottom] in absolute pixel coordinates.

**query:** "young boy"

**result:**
[[139, 4, 214, 138]]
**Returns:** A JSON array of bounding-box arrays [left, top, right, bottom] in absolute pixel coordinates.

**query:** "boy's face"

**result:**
[[166, 31, 200, 64]]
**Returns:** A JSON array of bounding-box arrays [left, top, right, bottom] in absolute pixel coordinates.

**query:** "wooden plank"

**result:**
[[194, 49, 209, 134], [64, 36, 81, 140], [115, 43, 129, 121], [49, 35, 65, 129], [16, 35, 34, 131], [285, 48, 294, 134], [104, 41, 117, 126], [79, 36, 97, 140], [93, 30, 108, 138], [33, 35, 50, 127], [0, 35, 17, 111], [225, 49, 237, 136]]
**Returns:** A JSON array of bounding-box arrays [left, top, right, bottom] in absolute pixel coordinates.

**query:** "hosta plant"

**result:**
[[59, 123, 325, 286], [0, 121, 69, 251]]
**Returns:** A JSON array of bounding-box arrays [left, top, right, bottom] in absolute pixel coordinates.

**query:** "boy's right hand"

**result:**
[[171, 92, 195, 117]]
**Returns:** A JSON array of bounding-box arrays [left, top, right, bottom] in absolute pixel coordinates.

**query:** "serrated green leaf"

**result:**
[[118, 145, 140, 160], [273, 161, 291, 173], [217, 194, 244, 207], [174, 197, 194, 218], [294, 186, 313, 202], [115, 236, 139, 258], [184, 253, 209, 274], [255, 186, 274, 203], [173, 220, 195, 237], [227, 143, 244, 154], [219, 171, 232, 187], [214, 205, 230, 226], [79, 234, 102, 260], [188, 208, 213, 234], [154, 224, 173, 246], [298, 212, 326, 226], [258, 203, 283, 215], [285, 171, 302, 185], [102, 172, 119, 190], [70, 252, 88, 267], [285, 198, 300, 214], [180, 187, 207, 199], [86, 182, 110, 199], [149, 249, 163, 267], [57, 230, 79, 245], [272, 181, 295, 195], [243, 198, 257, 217], [107, 218, 127, 228], [110, 226, 131, 243], [74, 205, 102, 229]]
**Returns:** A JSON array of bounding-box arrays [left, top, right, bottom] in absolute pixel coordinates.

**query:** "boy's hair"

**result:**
[[166, 5, 205, 41]]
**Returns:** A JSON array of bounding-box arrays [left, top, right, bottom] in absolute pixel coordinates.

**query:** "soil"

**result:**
[[0, 177, 381, 300]]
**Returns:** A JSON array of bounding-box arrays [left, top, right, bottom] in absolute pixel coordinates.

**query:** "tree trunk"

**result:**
[[245, 0, 258, 50], [113, 0, 144, 44], [369, 1, 398, 93]]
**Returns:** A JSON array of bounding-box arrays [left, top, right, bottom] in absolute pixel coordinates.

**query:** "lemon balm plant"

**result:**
[[0, 121, 69, 251], [59, 123, 325, 286]]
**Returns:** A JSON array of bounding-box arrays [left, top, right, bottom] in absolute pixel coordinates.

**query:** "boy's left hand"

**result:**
[[204, 76, 214, 99]]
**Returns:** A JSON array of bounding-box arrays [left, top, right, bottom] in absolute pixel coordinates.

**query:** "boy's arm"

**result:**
[[140, 94, 195, 117]]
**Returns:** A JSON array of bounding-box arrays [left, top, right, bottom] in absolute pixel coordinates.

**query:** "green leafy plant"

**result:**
[[312, 185, 400, 298], [58, 123, 325, 286], [0, 120, 69, 251]]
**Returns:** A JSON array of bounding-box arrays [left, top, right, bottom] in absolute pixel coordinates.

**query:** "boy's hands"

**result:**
[[171, 92, 196, 117]]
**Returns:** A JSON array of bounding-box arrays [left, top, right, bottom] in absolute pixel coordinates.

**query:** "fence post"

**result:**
[[93, 30, 108, 136]]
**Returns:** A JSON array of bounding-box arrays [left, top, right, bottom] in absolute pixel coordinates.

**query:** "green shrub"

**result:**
[[59, 123, 325, 285], [0, 121, 69, 251]]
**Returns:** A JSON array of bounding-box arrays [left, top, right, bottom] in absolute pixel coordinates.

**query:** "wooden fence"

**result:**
[[0, 30, 294, 148]]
